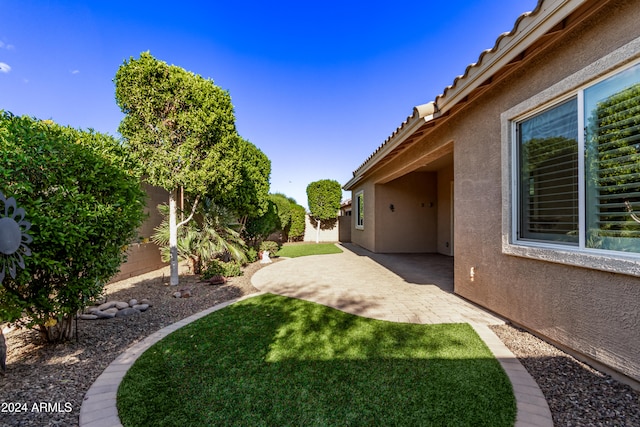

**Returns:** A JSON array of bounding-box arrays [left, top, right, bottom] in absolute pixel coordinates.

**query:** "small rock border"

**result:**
[[79, 298, 152, 320]]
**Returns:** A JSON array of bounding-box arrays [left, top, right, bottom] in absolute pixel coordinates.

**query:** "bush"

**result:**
[[0, 112, 146, 342], [259, 240, 280, 255], [201, 260, 243, 280], [246, 247, 258, 263]]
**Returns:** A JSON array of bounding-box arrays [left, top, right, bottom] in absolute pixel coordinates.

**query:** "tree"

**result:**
[[217, 135, 271, 226], [288, 203, 306, 241], [115, 52, 238, 285], [270, 193, 292, 240], [0, 112, 145, 342], [306, 179, 342, 243]]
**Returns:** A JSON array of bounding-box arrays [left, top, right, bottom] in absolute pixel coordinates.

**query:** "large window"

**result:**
[[515, 61, 640, 255], [355, 191, 364, 229]]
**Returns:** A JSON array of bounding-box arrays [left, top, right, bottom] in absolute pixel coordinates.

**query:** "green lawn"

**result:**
[[275, 242, 343, 258], [117, 294, 516, 426]]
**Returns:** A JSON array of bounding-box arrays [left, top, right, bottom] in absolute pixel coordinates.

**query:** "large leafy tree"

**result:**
[[115, 52, 239, 285], [0, 112, 146, 342], [306, 179, 342, 243]]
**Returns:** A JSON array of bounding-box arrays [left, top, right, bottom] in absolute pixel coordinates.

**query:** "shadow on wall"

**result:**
[[303, 215, 340, 242]]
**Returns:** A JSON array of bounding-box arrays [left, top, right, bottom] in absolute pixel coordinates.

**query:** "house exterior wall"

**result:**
[[348, 0, 640, 383], [350, 180, 377, 251], [437, 166, 454, 256], [374, 172, 438, 253], [453, 1, 640, 383]]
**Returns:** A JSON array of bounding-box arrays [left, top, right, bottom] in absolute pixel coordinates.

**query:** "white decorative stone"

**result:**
[[115, 301, 129, 310], [260, 250, 272, 264], [128, 299, 138, 307], [140, 299, 151, 306], [173, 292, 182, 298]]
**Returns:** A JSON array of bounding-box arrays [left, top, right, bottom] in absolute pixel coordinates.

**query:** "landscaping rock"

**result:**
[[98, 301, 116, 311], [94, 310, 116, 319], [173, 291, 182, 298], [179, 289, 192, 298], [115, 307, 141, 318], [80, 297, 152, 320]]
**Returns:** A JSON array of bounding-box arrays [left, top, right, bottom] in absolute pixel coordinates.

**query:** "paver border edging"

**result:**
[[78, 292, 265, 427]]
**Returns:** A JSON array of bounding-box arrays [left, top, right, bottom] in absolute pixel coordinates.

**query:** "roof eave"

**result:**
[[344, 103, 437, 190]]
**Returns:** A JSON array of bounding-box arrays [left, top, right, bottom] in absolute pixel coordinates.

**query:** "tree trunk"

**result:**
[[40, 316, 75, 342], [169, 189, 179, 286], [316, 218, 320, 243]]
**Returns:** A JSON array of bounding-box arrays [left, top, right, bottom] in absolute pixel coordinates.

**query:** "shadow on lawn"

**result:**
[[117, 294, 516, 427]]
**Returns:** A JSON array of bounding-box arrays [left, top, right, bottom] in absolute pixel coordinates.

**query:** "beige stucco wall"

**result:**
[[437, 166, 453, 256], [350, 180, 377, 251], [303, 214, 339, 242], [374, 172, 437, 253], [350, 0, 640, 383], [111, 183, 168, 282], [453, 1, 640, 383]]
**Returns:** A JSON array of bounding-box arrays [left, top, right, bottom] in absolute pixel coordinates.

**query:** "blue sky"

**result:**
[[0, 0, 538, 208]]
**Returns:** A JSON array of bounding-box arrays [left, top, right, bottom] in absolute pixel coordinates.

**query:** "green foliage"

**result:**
[[288, 203, 306, 241], [586, 82, 640, 248], [201, 260, 243, 279], [276, 243, 342, 258], [243, 199, 280, 246], [0, 112, 146, 341], [219, 136, 271, 219], [270, 193, 292, 232], [115, 51, 237, 197], [245, 247, 258, 263], [152, 198, 248, 274], [118, 294, 516, 427], [259, 240, 280, 255], [306, 179, 342, 221]]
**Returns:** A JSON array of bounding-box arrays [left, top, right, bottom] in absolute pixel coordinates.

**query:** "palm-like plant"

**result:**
[[153, 198, 248, 274]]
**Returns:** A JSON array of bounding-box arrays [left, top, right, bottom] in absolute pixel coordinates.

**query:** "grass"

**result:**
[[117, 294, 516, 426], [275, 242, 343, 258]]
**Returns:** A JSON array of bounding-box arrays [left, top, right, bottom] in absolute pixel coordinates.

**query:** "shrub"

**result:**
[[246, 247, 258, 263], [201, 260, 243, 280], [0, 112, 146, 342], [259, 240, 280, 255]]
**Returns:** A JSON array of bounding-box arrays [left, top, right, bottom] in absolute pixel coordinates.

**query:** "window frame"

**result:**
[[501, 37, 640, 277], [355, 190, 364, 230]]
